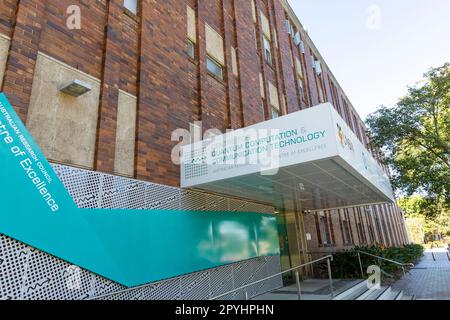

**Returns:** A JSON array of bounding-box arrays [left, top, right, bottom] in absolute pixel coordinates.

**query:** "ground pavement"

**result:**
[[392, 249, 450, 300]]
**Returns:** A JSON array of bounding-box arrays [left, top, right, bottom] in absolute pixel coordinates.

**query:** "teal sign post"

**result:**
[[0, 93, 279, 288]]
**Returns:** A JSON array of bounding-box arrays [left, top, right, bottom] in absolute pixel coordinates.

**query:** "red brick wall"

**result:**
[[0, 0, 378, 185], [0, 0, 409, 244]]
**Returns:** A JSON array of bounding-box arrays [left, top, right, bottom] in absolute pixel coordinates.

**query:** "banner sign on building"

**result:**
[[181, 103, 394, 210], [0, 93, 280, 288]]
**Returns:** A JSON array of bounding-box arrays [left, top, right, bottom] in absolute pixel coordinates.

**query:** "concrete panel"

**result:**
[[259, 73, 265, 98], [0, 34, 10, 88], [205, 24, 224, 65], [231, 46, 238, 77], [26, 52, 101, 169], [269, 81, 280, 110], [251, 0, 257, 23], [260, 11, 271, 40], [114, 90, 137, 177], [187, 5, 196, 42]]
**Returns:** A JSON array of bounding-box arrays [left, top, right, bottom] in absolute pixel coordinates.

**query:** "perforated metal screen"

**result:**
[[0, 164, 282, 300]]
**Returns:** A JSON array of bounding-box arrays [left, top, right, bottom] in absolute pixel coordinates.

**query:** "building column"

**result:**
[[271, 0, 300, 113], [233, 0, 263, 126], [222, 0, 242, 129], [1, 0, 48, 122], [95, 0, 124, 174]]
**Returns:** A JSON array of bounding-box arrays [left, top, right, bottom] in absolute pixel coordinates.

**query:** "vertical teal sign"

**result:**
[[0, 93, 279, 287]]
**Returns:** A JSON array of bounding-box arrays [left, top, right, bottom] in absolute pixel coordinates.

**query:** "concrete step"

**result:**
[[395, 290, 404, 300], [378, 287, 402, 300], [357, 286, 389, 300], [333, 280, 367, 300], [333, 280, 410, 301]]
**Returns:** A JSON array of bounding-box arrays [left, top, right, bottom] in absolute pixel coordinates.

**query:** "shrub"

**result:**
[[317, 244, 424, 280]]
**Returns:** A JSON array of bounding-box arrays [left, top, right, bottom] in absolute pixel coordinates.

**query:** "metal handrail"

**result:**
[[209, 255, 334, 301], [356, 251, 414, 278]]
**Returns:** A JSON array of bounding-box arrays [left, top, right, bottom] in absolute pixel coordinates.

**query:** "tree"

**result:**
[[366, 63, 450, 210], [399, 195, 450, 244]]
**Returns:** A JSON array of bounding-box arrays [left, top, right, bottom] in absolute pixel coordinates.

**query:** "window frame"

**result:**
[[123, 0, 138, 15], [339, 209, 354, 246], [298, 77, 304, 99], [317, 211, 334, 246], [271, 106, 280, 119], [263, 35, 273, 66], [187, 39, 195, 60], [206, 55, 224, 80]]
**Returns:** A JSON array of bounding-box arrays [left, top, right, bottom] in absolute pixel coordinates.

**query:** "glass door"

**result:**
[[276, 209, 294, 285]]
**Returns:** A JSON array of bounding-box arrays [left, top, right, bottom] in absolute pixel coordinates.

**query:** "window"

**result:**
[[316, 211, 334, 246], [339, 209, 354, 246], [206, 56, 223, 80], [271, 106, 279, 119], [318, 79, 325, 103], [285, 19, 292, 34], [319, 216, 330, 245], [294, 32, 301, 46], [205, 24, 225, 72], [365, 207, 376, 244], [355, 208, 367, 244], [298, 77, 304, 99], [186, 6, 197, 61], [263, 36, 272, 65], [268, 82, 280, 118], [315, 60, 322, 75], [187, 40, 195, 59], [123, 0, 137, 14]]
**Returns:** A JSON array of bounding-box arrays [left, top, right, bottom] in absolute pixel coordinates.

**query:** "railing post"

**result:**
[[447, 252, 450, 262], [358, 252, 364, 279], [432, 252, 436, 261], [402, 266, 406, 277], [244, 288, 249, 301], [295, 270, 302, 300], [327, 258, 334, 299]]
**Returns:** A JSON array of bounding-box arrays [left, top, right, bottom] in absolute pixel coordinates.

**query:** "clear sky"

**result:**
[[288, 0, 450, 120]]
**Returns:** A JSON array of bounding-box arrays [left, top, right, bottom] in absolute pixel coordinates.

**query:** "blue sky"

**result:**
[[288, 0, 450, 120]]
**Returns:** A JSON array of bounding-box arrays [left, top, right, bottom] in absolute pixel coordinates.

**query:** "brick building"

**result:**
[[0, 0, 409, 300]]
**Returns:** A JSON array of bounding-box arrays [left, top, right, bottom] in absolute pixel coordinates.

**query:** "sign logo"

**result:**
[[337, 124, 354, 152]]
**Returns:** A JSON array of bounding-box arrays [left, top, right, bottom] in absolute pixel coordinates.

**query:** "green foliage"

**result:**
[[319, 245, 424, 280], [399, 195, 450, 243], [424, 240, 448, 250], [405, 216, 425, 244], [366, 63, 450, 209]]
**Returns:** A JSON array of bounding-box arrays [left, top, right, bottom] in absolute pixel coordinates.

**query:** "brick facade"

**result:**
[[0, 0, 409, 247]]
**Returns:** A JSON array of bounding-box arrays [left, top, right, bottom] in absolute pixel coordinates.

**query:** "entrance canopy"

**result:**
[[181, 103, 394, 211]]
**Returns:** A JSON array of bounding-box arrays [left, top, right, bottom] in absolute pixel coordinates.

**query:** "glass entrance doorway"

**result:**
[[276, 208, 310, 286], [276, 210, 293, 285]]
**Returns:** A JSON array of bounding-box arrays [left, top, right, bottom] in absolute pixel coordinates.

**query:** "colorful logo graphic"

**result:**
[[337, 123, 354, 152], [0, 93, 279, 288]]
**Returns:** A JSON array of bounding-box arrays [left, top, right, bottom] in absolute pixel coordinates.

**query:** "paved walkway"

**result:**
[[392, 249, 450, 300]]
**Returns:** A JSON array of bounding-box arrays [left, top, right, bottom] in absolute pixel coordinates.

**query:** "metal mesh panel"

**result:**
[[183, 148, 208, 180], [0, 164, 282, 300]]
